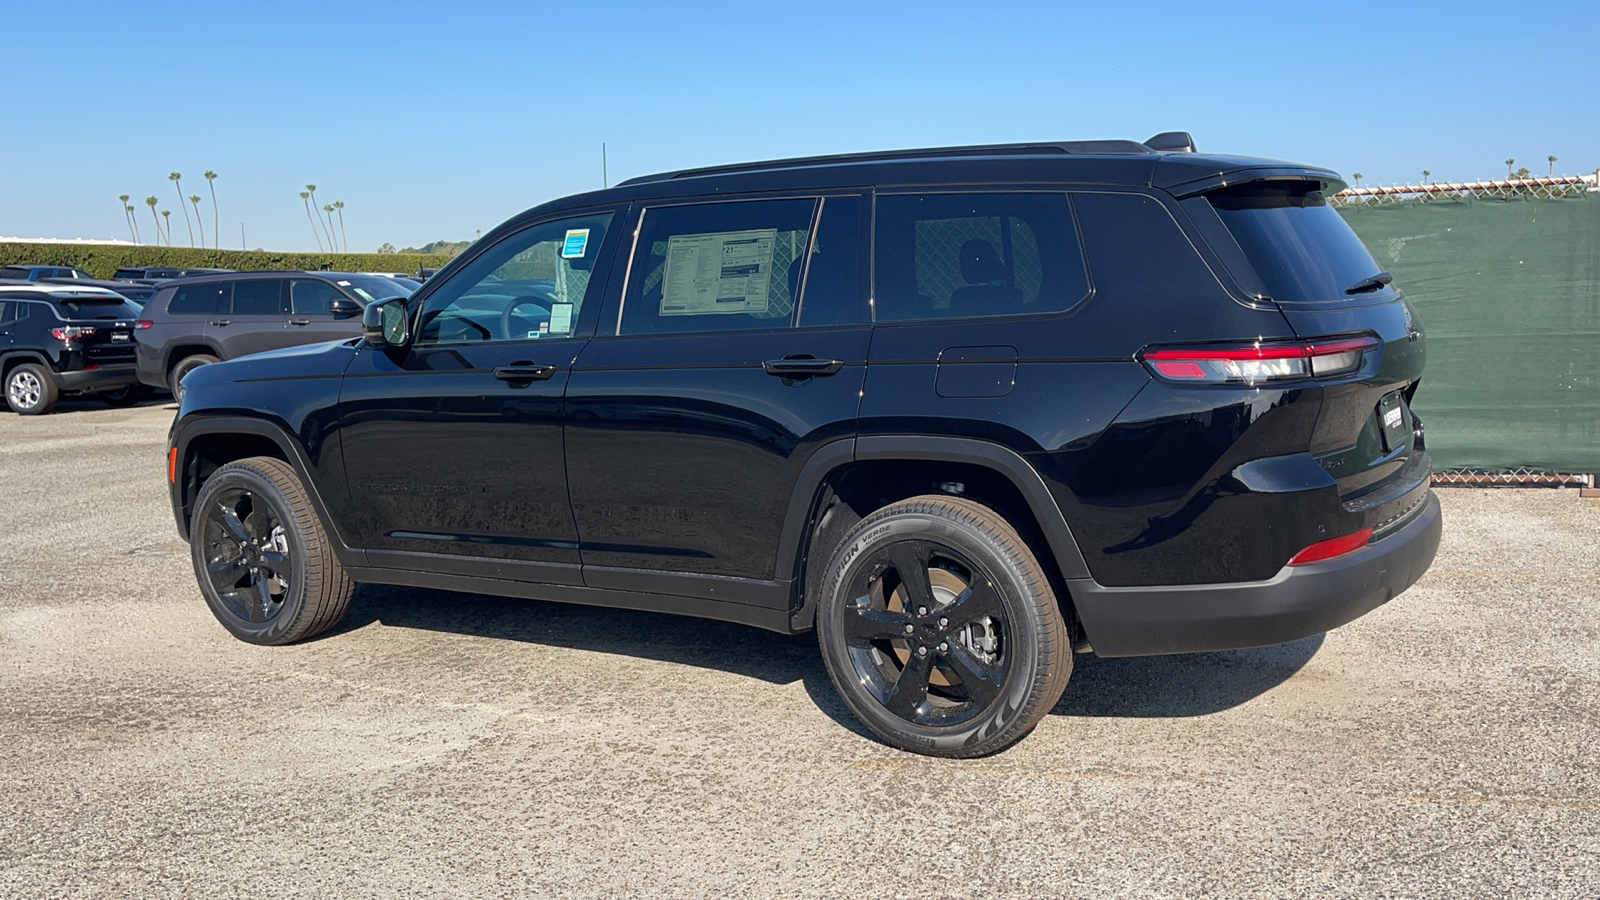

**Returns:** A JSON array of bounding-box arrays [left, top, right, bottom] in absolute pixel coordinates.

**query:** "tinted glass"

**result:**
[[290, 279, 345, 314], [416, 212, 612, 344], [0, 267, 28, 280], [168, 282, 226, 315], [0, 301, 13, 326], [55, 299, 142, 319], [1208, 183, 1383, 303], [874, 193, 1089, 321], [796, 196, 866, 328], [230, 280, 285, 316], [621, 198, 814, 335], [337, 276, 410, 304]]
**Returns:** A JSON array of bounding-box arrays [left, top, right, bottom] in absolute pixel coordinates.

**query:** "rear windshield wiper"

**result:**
[[1345, 272, 1393, 294]]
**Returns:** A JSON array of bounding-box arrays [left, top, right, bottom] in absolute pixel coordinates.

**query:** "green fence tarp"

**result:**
[[1339, 196, 1600, 471]]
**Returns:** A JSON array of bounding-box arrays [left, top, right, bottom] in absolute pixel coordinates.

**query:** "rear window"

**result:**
[[1207, 183, 1384, 303], [873, 192, 1089, 321], [53, 298, 142, 319], [168, 282, 228, 315]]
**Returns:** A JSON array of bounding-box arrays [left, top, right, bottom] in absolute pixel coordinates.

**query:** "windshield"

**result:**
[[338, 275, 413, 304], [1207, 183, 1385, 303], [55, 298, 143, 319]]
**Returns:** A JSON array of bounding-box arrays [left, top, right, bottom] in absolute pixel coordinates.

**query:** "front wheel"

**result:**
[[816, 495, 1072, 757], [191, 456, 355, 645]]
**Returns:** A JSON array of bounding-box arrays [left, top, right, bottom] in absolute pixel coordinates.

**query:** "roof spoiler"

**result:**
[[1145, 132, 1196, 153]]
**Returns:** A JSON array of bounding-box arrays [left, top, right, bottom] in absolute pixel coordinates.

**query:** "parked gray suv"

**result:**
[[134, 271, 412, 399]]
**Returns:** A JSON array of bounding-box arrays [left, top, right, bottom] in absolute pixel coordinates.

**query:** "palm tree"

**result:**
[[204, 171, 219, 250], [1422, 169, 1431, 185], [334, 201, 347, 254], [161, 210, 173, 246], [118, 194, 137, 243], [145, 196, 163, 245], [126, 205, 141, 245], [322, 205, 339, 252], [190, 196, 206, 249], [1548, 155, 1558, 177], [1352, 172, 1363, 188], [307, 184, 335, 252], [169, 172, 194, 247], [1505, 158, 1515, 178], [300, 191, 324, 251]]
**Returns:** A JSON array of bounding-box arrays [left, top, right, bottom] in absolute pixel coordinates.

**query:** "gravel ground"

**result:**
[[2, 401, 1597, 899]]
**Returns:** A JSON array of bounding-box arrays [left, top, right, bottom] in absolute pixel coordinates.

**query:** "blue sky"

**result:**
[[2, 0, 1593, 252]]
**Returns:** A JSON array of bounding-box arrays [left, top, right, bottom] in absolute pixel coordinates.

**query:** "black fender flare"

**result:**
[[0, 350, 52, 374], [171, 415, 366, 568], [777, 435, 1091, 630]]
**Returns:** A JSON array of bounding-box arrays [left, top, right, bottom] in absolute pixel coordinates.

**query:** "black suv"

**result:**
[[134, 271, 412, 400], [167, 135, 1441, 757], [1, 284, 147, 413], [114, 267, 235, 285]]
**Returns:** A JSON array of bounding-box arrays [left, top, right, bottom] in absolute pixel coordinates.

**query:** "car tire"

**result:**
[[190, 456, 356, 646], [170, 354, 218, 404], [816, 494, 1072, 758], [5, 363, 59, 415], [101, 384, 152, 407]]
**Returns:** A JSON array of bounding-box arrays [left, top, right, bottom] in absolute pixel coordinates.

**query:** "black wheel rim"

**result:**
[[841, 540, 1012, 728], [201, 488, 291, 625]]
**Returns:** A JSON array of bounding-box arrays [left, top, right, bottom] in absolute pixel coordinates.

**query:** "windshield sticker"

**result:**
[[660, 228, 776, 316], [549, 302, 574, 334], [562, 229, 590, 259], [336, 280, 351, 286]]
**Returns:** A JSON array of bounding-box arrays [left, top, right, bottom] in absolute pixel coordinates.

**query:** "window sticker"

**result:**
[[660, 228, 777, 316], [562, 229, 590, 259], [549, 302, 574, 334]]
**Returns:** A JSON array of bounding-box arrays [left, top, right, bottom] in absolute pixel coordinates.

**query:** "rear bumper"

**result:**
[[52, 365, 140, 393], [1070, 490, 1442, 657]]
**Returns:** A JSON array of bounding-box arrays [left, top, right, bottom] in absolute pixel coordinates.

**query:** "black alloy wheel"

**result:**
[[200, 487, 292, 626], [816, 495, 1072, 757], [840, 541, 1011, 728], [190, 456, 355, 645]]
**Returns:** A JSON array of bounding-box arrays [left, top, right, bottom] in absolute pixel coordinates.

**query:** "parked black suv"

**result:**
[[1, 284, 147, 413], [135, 271, 413, 400], [168, 135, 1441, 756], [0, 265, 158, 305]]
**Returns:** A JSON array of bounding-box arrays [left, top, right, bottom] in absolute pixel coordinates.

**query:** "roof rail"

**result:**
[[616, 138, 1169, 187]]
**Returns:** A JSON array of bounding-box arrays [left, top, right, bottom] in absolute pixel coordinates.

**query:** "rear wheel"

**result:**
[[816, 495, 1072, 757], [6, 364, 58, 415], [191, 456, 355, 645], [170, 354, 218, 404], [101, 384, 151, 407]]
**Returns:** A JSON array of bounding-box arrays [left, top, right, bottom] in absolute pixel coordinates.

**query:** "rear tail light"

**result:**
[[49, 326, 97, 343], [1139, 336, 1380, 385], [136, 320, 153, 329], [1288, 528, 1373, 566]]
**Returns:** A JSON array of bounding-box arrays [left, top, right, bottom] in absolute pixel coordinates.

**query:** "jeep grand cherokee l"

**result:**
[[165, 134, 1441, 757]]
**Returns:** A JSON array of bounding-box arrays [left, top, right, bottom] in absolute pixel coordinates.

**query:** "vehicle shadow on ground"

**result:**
[[333, 584, 1323, 735], [1051, 635, 1324, 717]]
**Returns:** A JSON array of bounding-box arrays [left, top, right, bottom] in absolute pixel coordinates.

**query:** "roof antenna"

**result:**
[[1145, 132, 1196, 153]]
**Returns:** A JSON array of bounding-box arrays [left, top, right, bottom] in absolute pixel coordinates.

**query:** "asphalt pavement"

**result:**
[[2, 400, 1596, 898]]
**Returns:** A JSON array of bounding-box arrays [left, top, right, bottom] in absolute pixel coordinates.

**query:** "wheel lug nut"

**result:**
[[903, 624, 915, 635], [916, 646, 928, 657], [917, 606, 928, 616], [938, 641, 949, 652], [938, 617, 948, 628]]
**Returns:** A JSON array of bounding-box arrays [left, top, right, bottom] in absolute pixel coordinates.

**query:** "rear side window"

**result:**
[[1207, 183, 1383, 303], [1, 267, 29, 280], [874, 193, 1089, 321], [621, 198, 815, 335], [168, 282, 228, 315], [230, 280, 286, 315]]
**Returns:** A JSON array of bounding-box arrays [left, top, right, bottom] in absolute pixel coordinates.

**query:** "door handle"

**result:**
[[494, 364, 557, 382], [762, 357, 843, 377], [209, 319, 232, 327], [288, 318, 311, 326]]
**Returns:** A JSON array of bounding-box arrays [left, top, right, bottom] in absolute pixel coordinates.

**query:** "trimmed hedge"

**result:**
[[0, 243, 454, 280]]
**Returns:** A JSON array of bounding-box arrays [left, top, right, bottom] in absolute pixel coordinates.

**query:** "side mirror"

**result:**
[[328, 297, 361, 317], [362, 298, 410, 348]]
